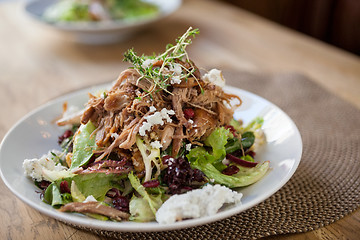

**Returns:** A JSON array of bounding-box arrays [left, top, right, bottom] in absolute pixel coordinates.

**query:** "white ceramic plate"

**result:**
[[0, 84, 302, 232], [24, 0, 182, 44]]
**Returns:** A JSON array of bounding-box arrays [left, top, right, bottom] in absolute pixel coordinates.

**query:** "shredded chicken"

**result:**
[[58, 59, 241, 172], [59, 202, 130, 221], [73, 159, 132, 175]]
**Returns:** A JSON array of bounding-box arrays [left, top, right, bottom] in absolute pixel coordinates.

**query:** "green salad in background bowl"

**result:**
[[24, 0, 182, 44], [43, 0, 159, 23]]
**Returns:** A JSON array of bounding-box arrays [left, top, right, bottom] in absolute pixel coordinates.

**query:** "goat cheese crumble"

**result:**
[[23, 150, 67, 182], [149, 106, 157, 112], [141, 59, 155, 69], [169, 63, 182, 75], [139, 108, 175, 136], [203, 69, 225, 87], [185, 143, 192, 151], [155, 184, 242, 224], [170, 75, 181, 84], [83, 195, 97, 203], [150, 141, 163, 149]]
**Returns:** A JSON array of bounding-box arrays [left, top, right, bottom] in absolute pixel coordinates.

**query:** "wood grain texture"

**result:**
[[0, 0, 359, 239]]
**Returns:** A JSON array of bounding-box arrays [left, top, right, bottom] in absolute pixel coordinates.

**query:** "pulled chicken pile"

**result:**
[[80, 64, 241, 174]]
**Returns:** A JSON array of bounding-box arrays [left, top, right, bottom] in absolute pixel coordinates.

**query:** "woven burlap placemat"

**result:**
[[68, 71, 360, 239]]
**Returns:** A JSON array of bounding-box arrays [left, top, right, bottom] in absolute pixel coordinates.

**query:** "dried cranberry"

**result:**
[[231, 149, 244, 157], [222, 165, 240, 175], [38, 180, 51, 190], [225, 125, 236, 136], [143, 180, 160, 188], [247, 151, 256, 158], [192, 169, 206, 182], [60, 181, 70, 193], [63, 130, 72, 138], [106, 188, 121, 198], [58, 130, 73, 144], [183, 108, 195, 119], [226, 154, 258, 168], [162, 155, 172, 165], [113, 196, 130, 212], [162, 157, 206, 194]]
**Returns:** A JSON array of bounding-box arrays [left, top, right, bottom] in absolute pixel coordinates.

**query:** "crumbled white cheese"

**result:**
[[83, 195, 97, 203], [222, 158, 230, 165], [170, 75, 182, 85], [185, 143, 192, 151], [139, 122, 153, 136], [23, 150, 67, 182], [188, 119, 194, 124], [156, 184, 242, 224], [169, 63, 182, 75], [149, 106, 157, 112], [150, 141, 163, 149], [160, 108, 175, 122], [111, 132, 119, 139], [167, 157, 175, 165], [139, 108, 175, 136], [202, 69, 225, 87], [141, 59, 155, 69]]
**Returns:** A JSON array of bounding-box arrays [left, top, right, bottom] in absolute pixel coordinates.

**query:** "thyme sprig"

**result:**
[[123, 27, 201, 98]]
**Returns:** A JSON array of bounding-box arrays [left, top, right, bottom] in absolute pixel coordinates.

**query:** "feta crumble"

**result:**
[[185, 143, 192, 151], [149, 106, 157, 112], [155, 184, 242, 224], [150, 141, 163, 149], [169, 63, 182, 75], [141, 59, 155, 69], [23, 150, 67, 182], [83, 195, 97, 203], [111, 132, 119, 139], [202, 69, 225, 87], [139, 108, 175, 136], [170, 75, 182, 84]]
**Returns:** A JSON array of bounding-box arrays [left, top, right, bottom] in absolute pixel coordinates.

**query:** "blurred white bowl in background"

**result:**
[[24, 0, 182, 44]]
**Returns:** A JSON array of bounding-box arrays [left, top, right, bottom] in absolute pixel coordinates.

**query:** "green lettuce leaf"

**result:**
[[230, 117, 264, 133], [44, 0, 91, 22], [128, 172, 163, 221], [188, 155, 269, 188], [187, 126, 269, 188], [43, 172, 126, 205], [44, 183, 63, 206], [72, 173, 125, 201], [129, 196, 157, 222], [240, 131, 255, 149], [204, 127, 231, 160], [70, 180, 85, 202], [242, 117, 264, 133], [70, 121, 97, 170], [225, 138, 241, 154], [136, 136, 161, 182]]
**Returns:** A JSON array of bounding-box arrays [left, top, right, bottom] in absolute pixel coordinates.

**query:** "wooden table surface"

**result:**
[[1, 0, 359, 239]]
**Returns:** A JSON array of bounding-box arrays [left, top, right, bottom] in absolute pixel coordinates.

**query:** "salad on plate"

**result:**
[[23, 27, 269, 224]]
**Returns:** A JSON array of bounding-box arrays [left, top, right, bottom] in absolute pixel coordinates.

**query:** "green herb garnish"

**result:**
[[123, 27, 202, 98]]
